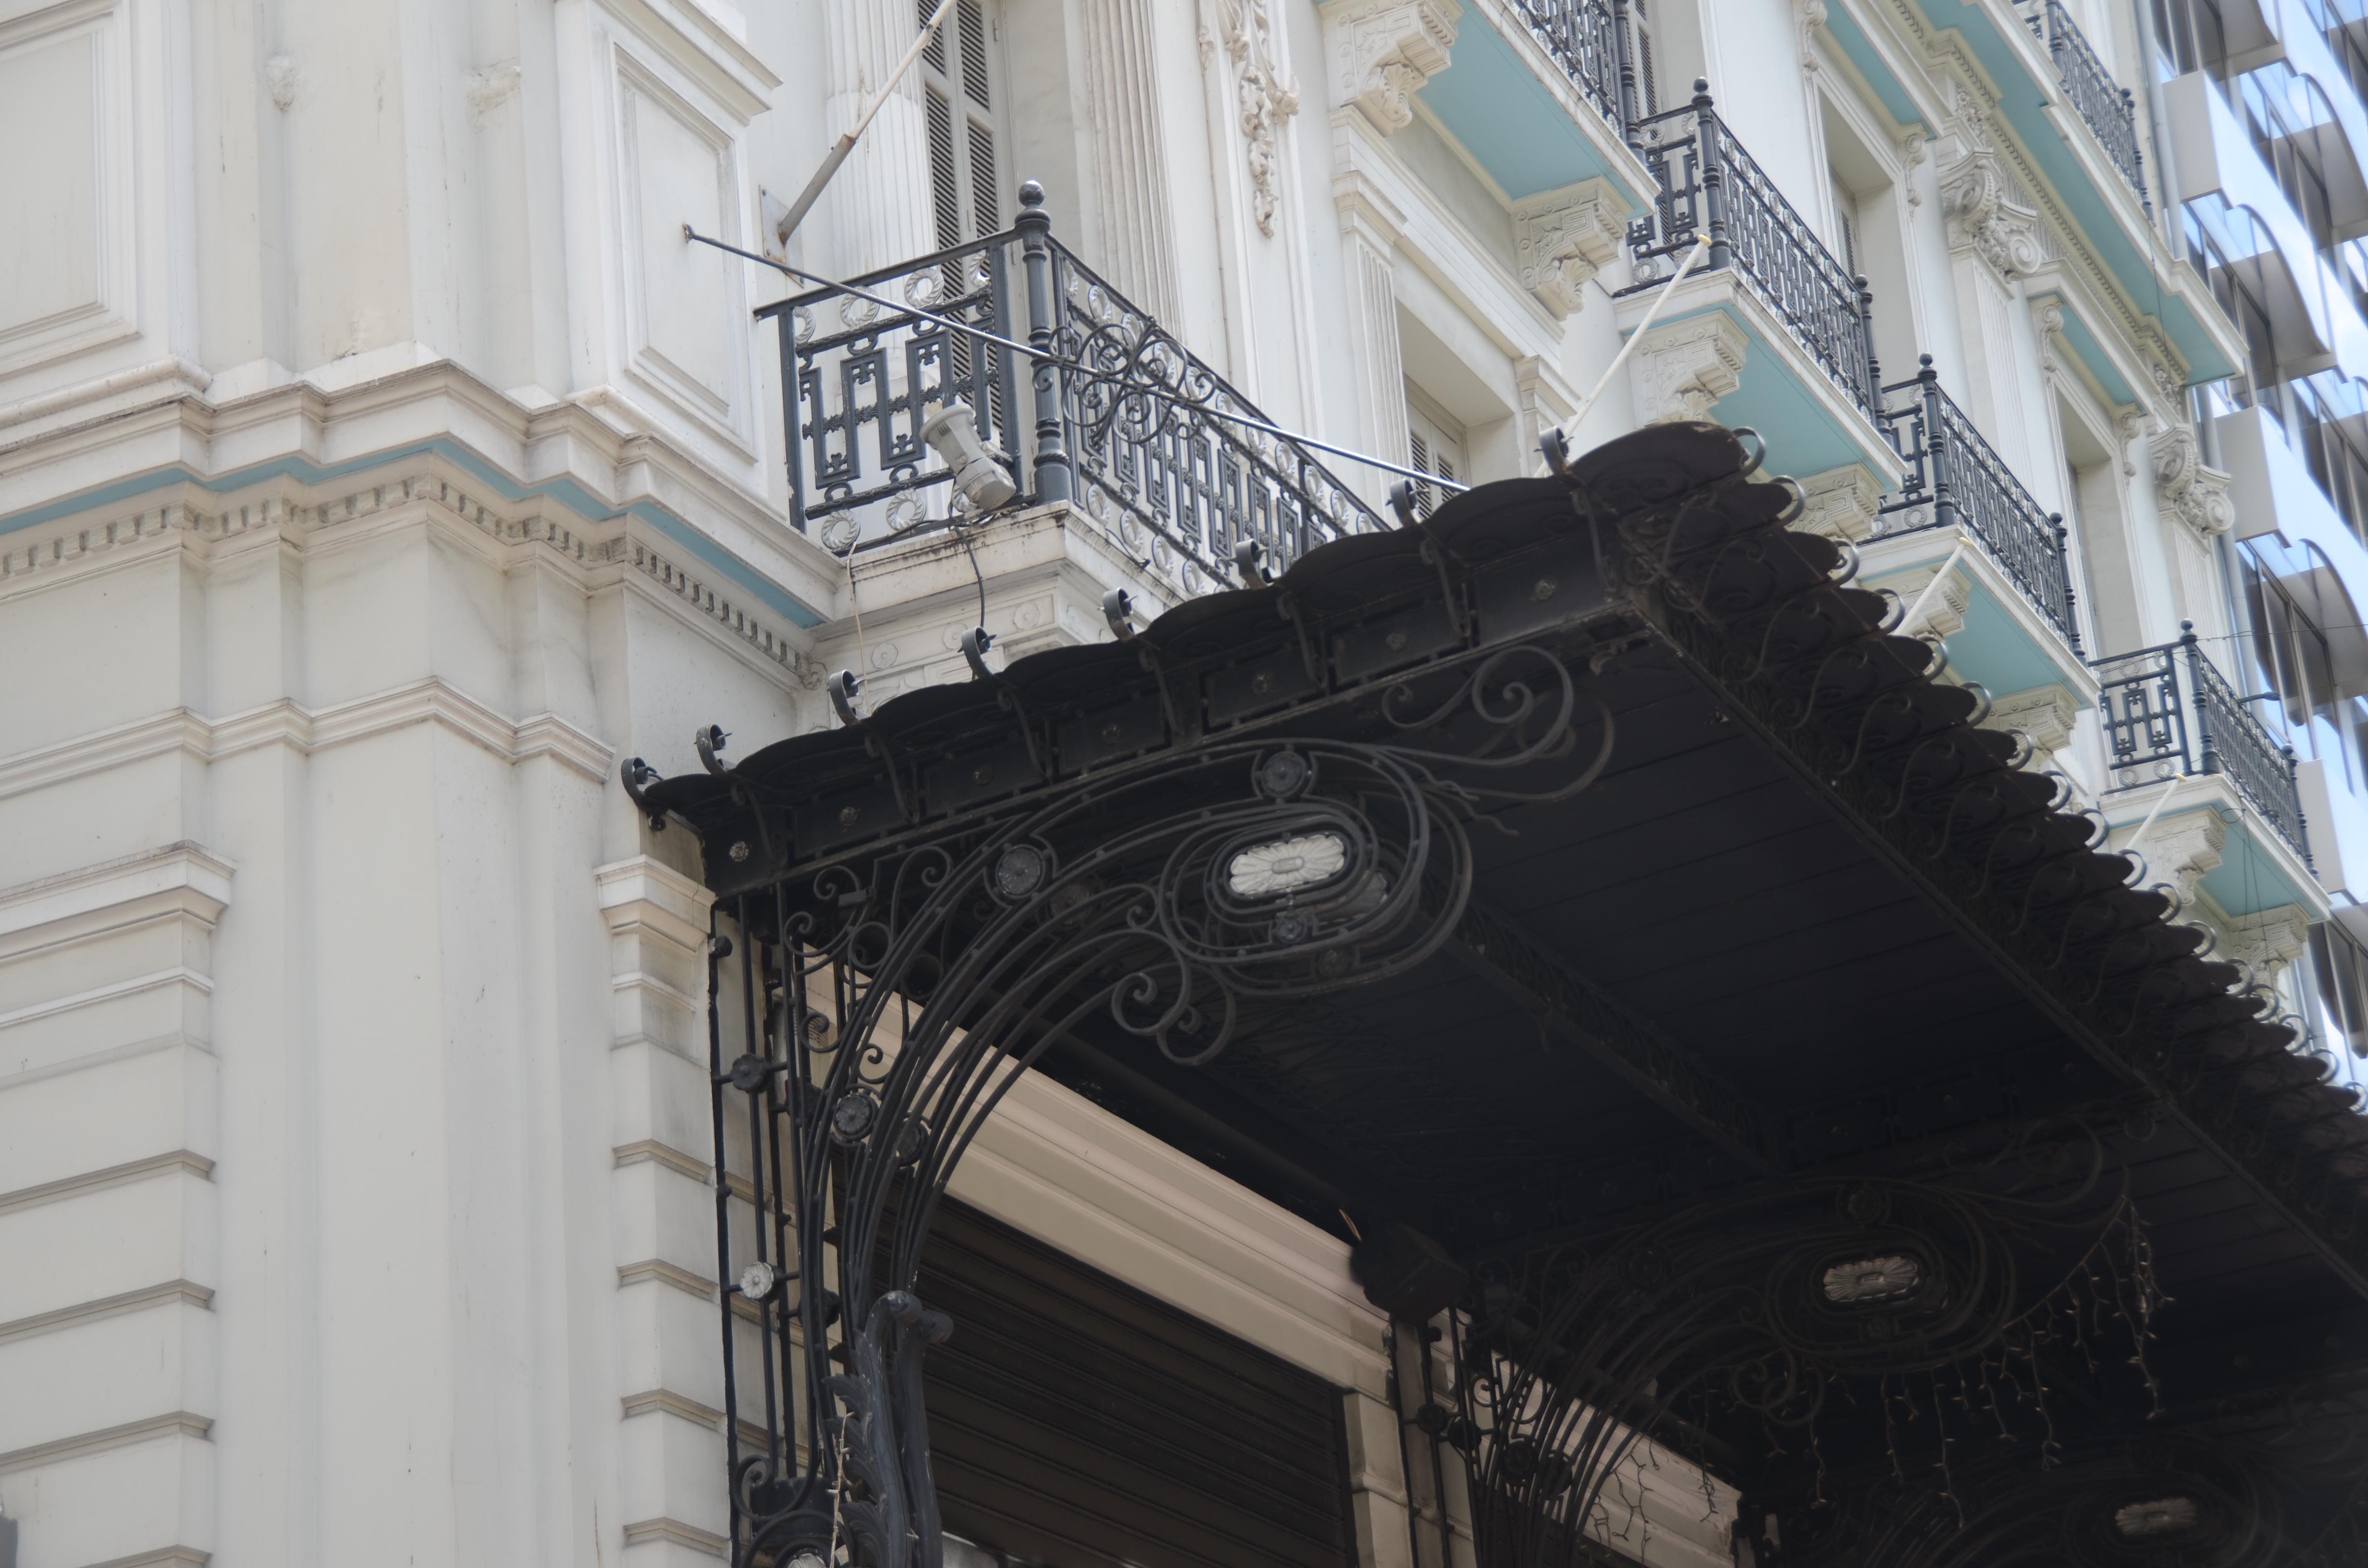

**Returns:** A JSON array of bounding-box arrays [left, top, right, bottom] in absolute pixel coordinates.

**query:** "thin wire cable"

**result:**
[[687, 227, 1468, 492]]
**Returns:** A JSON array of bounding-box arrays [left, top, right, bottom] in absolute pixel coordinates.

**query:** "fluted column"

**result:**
[[824, 0, 936, 276], [1083, 0, 1182, 320]]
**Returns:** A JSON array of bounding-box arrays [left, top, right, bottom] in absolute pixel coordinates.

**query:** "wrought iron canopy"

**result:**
[[640, 422, 2368, 1568]]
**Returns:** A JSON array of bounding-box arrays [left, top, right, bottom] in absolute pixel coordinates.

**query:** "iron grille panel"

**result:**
[[2025, 0, 2146, 205], [1875, 362, 2081, 652], [762, 222, 1377, 589], [2093, 634, 2311, 866], [1622, 96, 1879, 416]]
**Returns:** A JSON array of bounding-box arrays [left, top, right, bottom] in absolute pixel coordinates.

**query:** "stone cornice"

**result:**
[[596, 856, 718, 951], [0, 841, 234, 948], [0, 358, 843, 626]]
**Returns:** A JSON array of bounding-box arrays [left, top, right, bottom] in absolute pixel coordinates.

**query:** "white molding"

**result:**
[[0, 678, 615, 805], [0, 1150, 214, 1217], [0, 841, 233, 945], [596, 856, 718, 947], [0, 1279, 213, 1346], [617, 1257, 718, 1300], [0, 968, 210, 1033], [949, 1066, 1392, 1396], [0, 1410, 212, 1474], [621, 1517, 730, 1557], [0, 360, 839, 622]]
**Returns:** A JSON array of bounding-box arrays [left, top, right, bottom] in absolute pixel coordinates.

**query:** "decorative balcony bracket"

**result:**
[[1322, 0, 1462, 133], [1512, 180, 1626, 319], [2093, 628, 2313, 869], [1628, 313, 1747, 424], [2150, 424, 2235, 541]]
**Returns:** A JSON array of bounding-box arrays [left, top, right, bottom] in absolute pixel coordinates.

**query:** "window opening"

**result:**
[[1630, 0, 1660, 117], [918, 0, 1002, 243], [1406, 393, 1467, 521]]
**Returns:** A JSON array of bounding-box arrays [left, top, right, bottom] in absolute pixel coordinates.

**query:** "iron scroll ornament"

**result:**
[[717, 643, 1616, 1568], [1431, 1129, 2167, 1568]]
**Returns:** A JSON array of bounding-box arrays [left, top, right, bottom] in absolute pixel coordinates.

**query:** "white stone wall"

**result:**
[[0, 0, 2267, 1563]]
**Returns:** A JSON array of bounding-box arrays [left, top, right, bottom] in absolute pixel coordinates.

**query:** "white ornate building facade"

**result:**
[[0, 0, 2362, 1564]]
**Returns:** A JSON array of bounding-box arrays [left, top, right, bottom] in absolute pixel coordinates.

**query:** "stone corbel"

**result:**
[[2151, 423, 2235, 540], [1888, 559, 1971, 639], [1793, 465, 1883, 543], [1629, 313, 1747, 426], [1511, 181, 1625, 320], [2223, 903, 2312, 987], [2121, 807, 2226, 909], [1980, 683, 2082, 767], [1938, 145, 2043, 280], [1322, 0, 1460, 133]]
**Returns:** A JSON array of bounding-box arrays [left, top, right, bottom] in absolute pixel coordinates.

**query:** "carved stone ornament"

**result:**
[[1797, 0, 1829, 70], [2121, 806, 2225, 909], [1212, 0, 1302, 235], [1793, 465, 1882, 543], [2151, 424, 2235, 539], [1511, 184, 1624, 319], [1939, 146, 2044, 279], [1979, 682, 2081, 760], [1629, 313, 1747, 425], [1322, 0, 1460, 134], [2224, 902, 2311, 986]]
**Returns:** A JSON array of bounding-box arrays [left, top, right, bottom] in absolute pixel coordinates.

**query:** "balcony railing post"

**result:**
[[1016, 180, 1074, 507], [1920, 359, 1956, 537], [2289, 745, 2318, 872], [1857, 276, 1881, 414], [1611, 0, 1640, 152], [2123, 87, 2150, 215], [2183, 622, 2220, 781], [2052, 514, 2082, 654], [777, 316, 807, 535], [1691, 80, 1731, 270]]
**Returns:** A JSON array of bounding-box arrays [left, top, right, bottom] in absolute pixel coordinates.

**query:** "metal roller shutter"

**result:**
[[915, 1200, 1357, 1568]]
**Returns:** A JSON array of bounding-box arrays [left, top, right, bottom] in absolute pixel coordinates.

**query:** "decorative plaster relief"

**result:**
[[1793, 466, 1882, 542], [1797, 0, 1828, 70], [1936, 86, 2041, 280], [1980, 683, 2082, 763], [2127, 807, 2225, 909], [1888, 560, 1970, 639], [1210, 0, 1300, 234], [2151, 424, 2235, 539], [1321, 0, 1459, 134], [1629, 313, 1747, 425], [2223, 903, 2311, 987], [1939, 147, 2043, 279], [1511, 183, 1624, 320]]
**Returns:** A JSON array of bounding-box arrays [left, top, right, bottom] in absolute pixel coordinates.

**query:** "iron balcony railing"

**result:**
[[2094, 627, 2313, 866], [757, 190, 1380, 588], [1504, 0, 1630, 130], [1620, 85, 1881, 418], [2023, 0, 2148, 207], [1874, 355, 2082, 653]]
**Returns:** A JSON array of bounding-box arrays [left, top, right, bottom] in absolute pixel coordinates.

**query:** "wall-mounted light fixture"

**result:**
[[919, 400, 1016, 512]]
